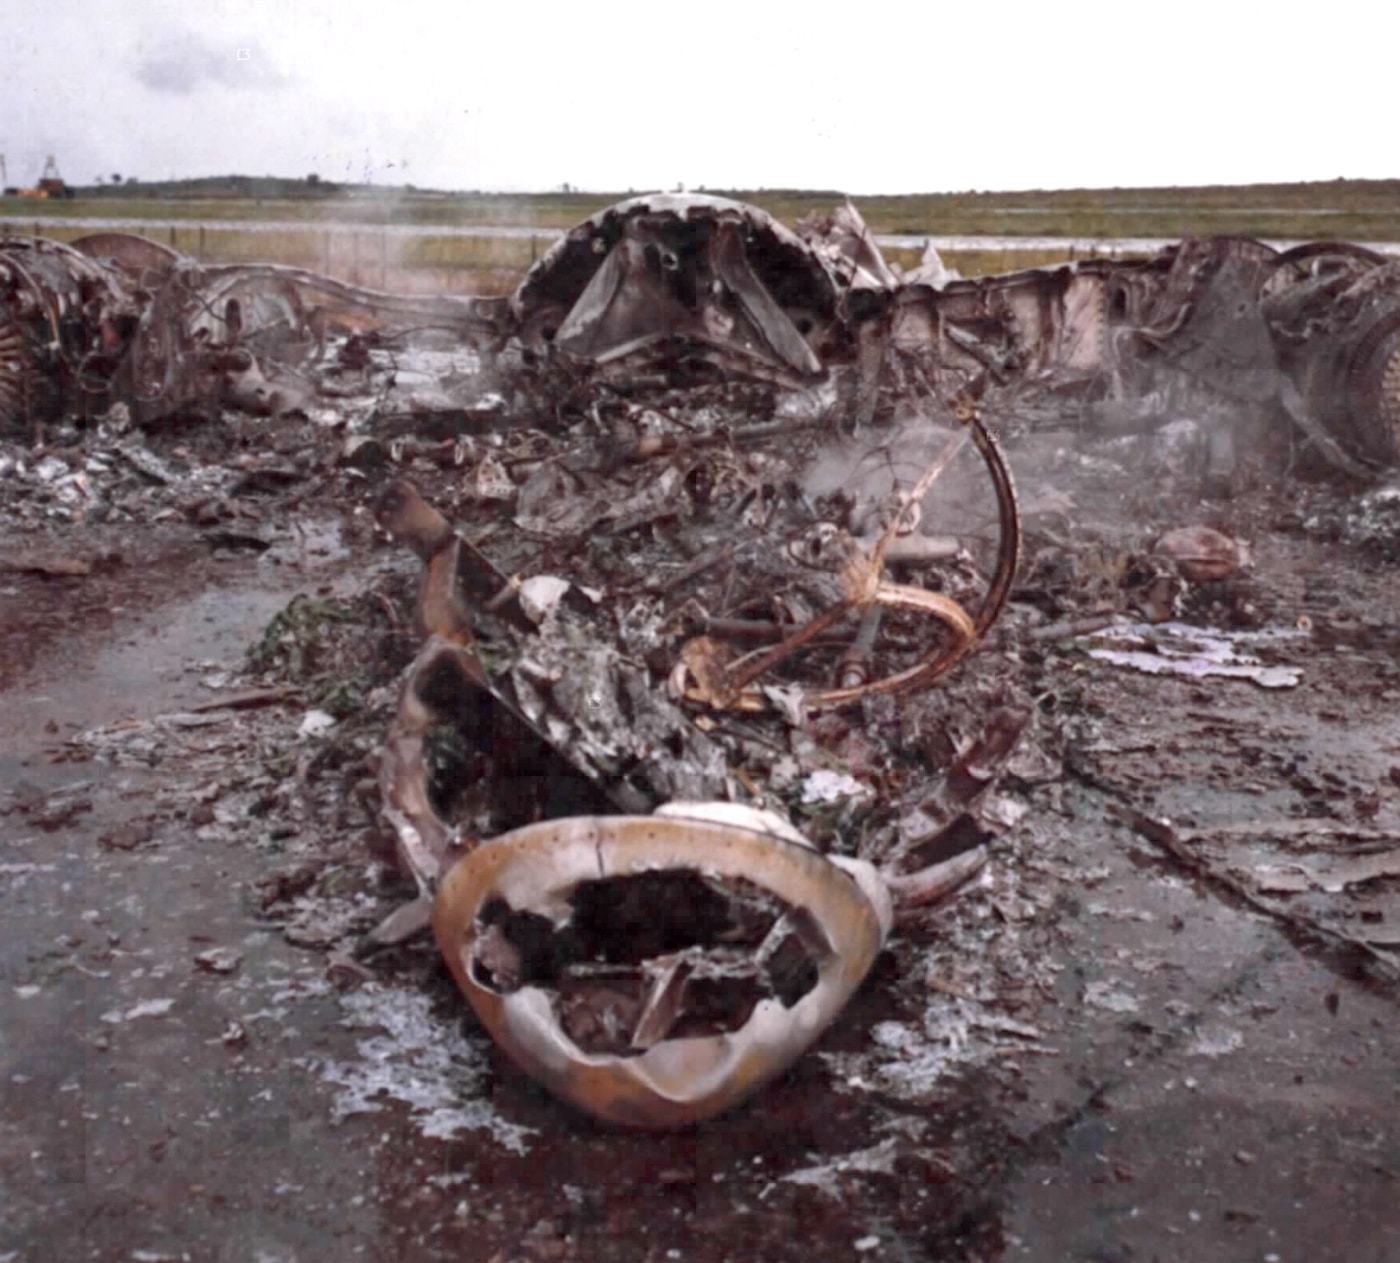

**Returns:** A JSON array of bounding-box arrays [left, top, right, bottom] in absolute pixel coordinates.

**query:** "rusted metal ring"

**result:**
[[704, 413, 1020, 711]]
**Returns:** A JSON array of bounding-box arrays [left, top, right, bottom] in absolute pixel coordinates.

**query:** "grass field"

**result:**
[[6, 178, 1399, 290]]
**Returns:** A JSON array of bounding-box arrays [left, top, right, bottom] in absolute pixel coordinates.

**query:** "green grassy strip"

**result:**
[[8, 178, 1400, 240]]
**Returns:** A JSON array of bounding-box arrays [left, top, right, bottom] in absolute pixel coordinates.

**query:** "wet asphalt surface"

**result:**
[[2, 514, 1399, 1263]]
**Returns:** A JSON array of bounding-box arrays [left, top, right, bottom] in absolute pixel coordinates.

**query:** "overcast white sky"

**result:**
[[4, 0, 1395, 196]]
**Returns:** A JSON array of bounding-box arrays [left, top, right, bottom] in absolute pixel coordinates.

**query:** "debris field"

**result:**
[[1, 195, 1399, 1262]]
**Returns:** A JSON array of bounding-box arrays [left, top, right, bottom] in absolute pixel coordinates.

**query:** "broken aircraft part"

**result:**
[[432, 804, 892, 1128], [1, 232, 506, 436], [0, 236, 142, 437], [1263, 248, 1400, 469], [69, 229, 183, 277], [1152, 524, 1252, 583]]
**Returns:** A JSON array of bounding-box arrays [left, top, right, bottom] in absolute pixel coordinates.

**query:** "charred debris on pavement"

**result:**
[[10, 193, 1400, 1125]]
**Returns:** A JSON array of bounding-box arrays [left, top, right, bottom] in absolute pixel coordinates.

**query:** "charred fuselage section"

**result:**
[[512, 194, 839, 390]]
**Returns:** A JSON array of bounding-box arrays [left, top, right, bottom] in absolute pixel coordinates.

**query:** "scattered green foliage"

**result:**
[[314, 673, 370, 721], [247, 594, 355, 682]]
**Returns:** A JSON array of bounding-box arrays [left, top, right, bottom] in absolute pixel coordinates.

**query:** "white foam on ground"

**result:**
[[317, 983, 535, 1154]]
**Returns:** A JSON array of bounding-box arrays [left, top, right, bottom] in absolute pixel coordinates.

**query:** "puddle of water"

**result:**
[[0, 529, 363, 754], [258, 517, 353, 570], [0, 576, 295, 753]]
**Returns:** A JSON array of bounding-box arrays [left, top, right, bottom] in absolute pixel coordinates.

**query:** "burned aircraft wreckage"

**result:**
[[7, 194, 1400, 1124], [4, 194, 1399, 466]]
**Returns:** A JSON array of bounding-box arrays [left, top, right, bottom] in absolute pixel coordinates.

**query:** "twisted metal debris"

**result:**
[[12, 195, 1400, 1126], [368, 375, 1013, 1123]]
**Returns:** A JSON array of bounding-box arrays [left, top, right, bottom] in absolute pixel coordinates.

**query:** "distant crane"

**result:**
[[19, 155, 73, 200], [38, 155, 70, 198]]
